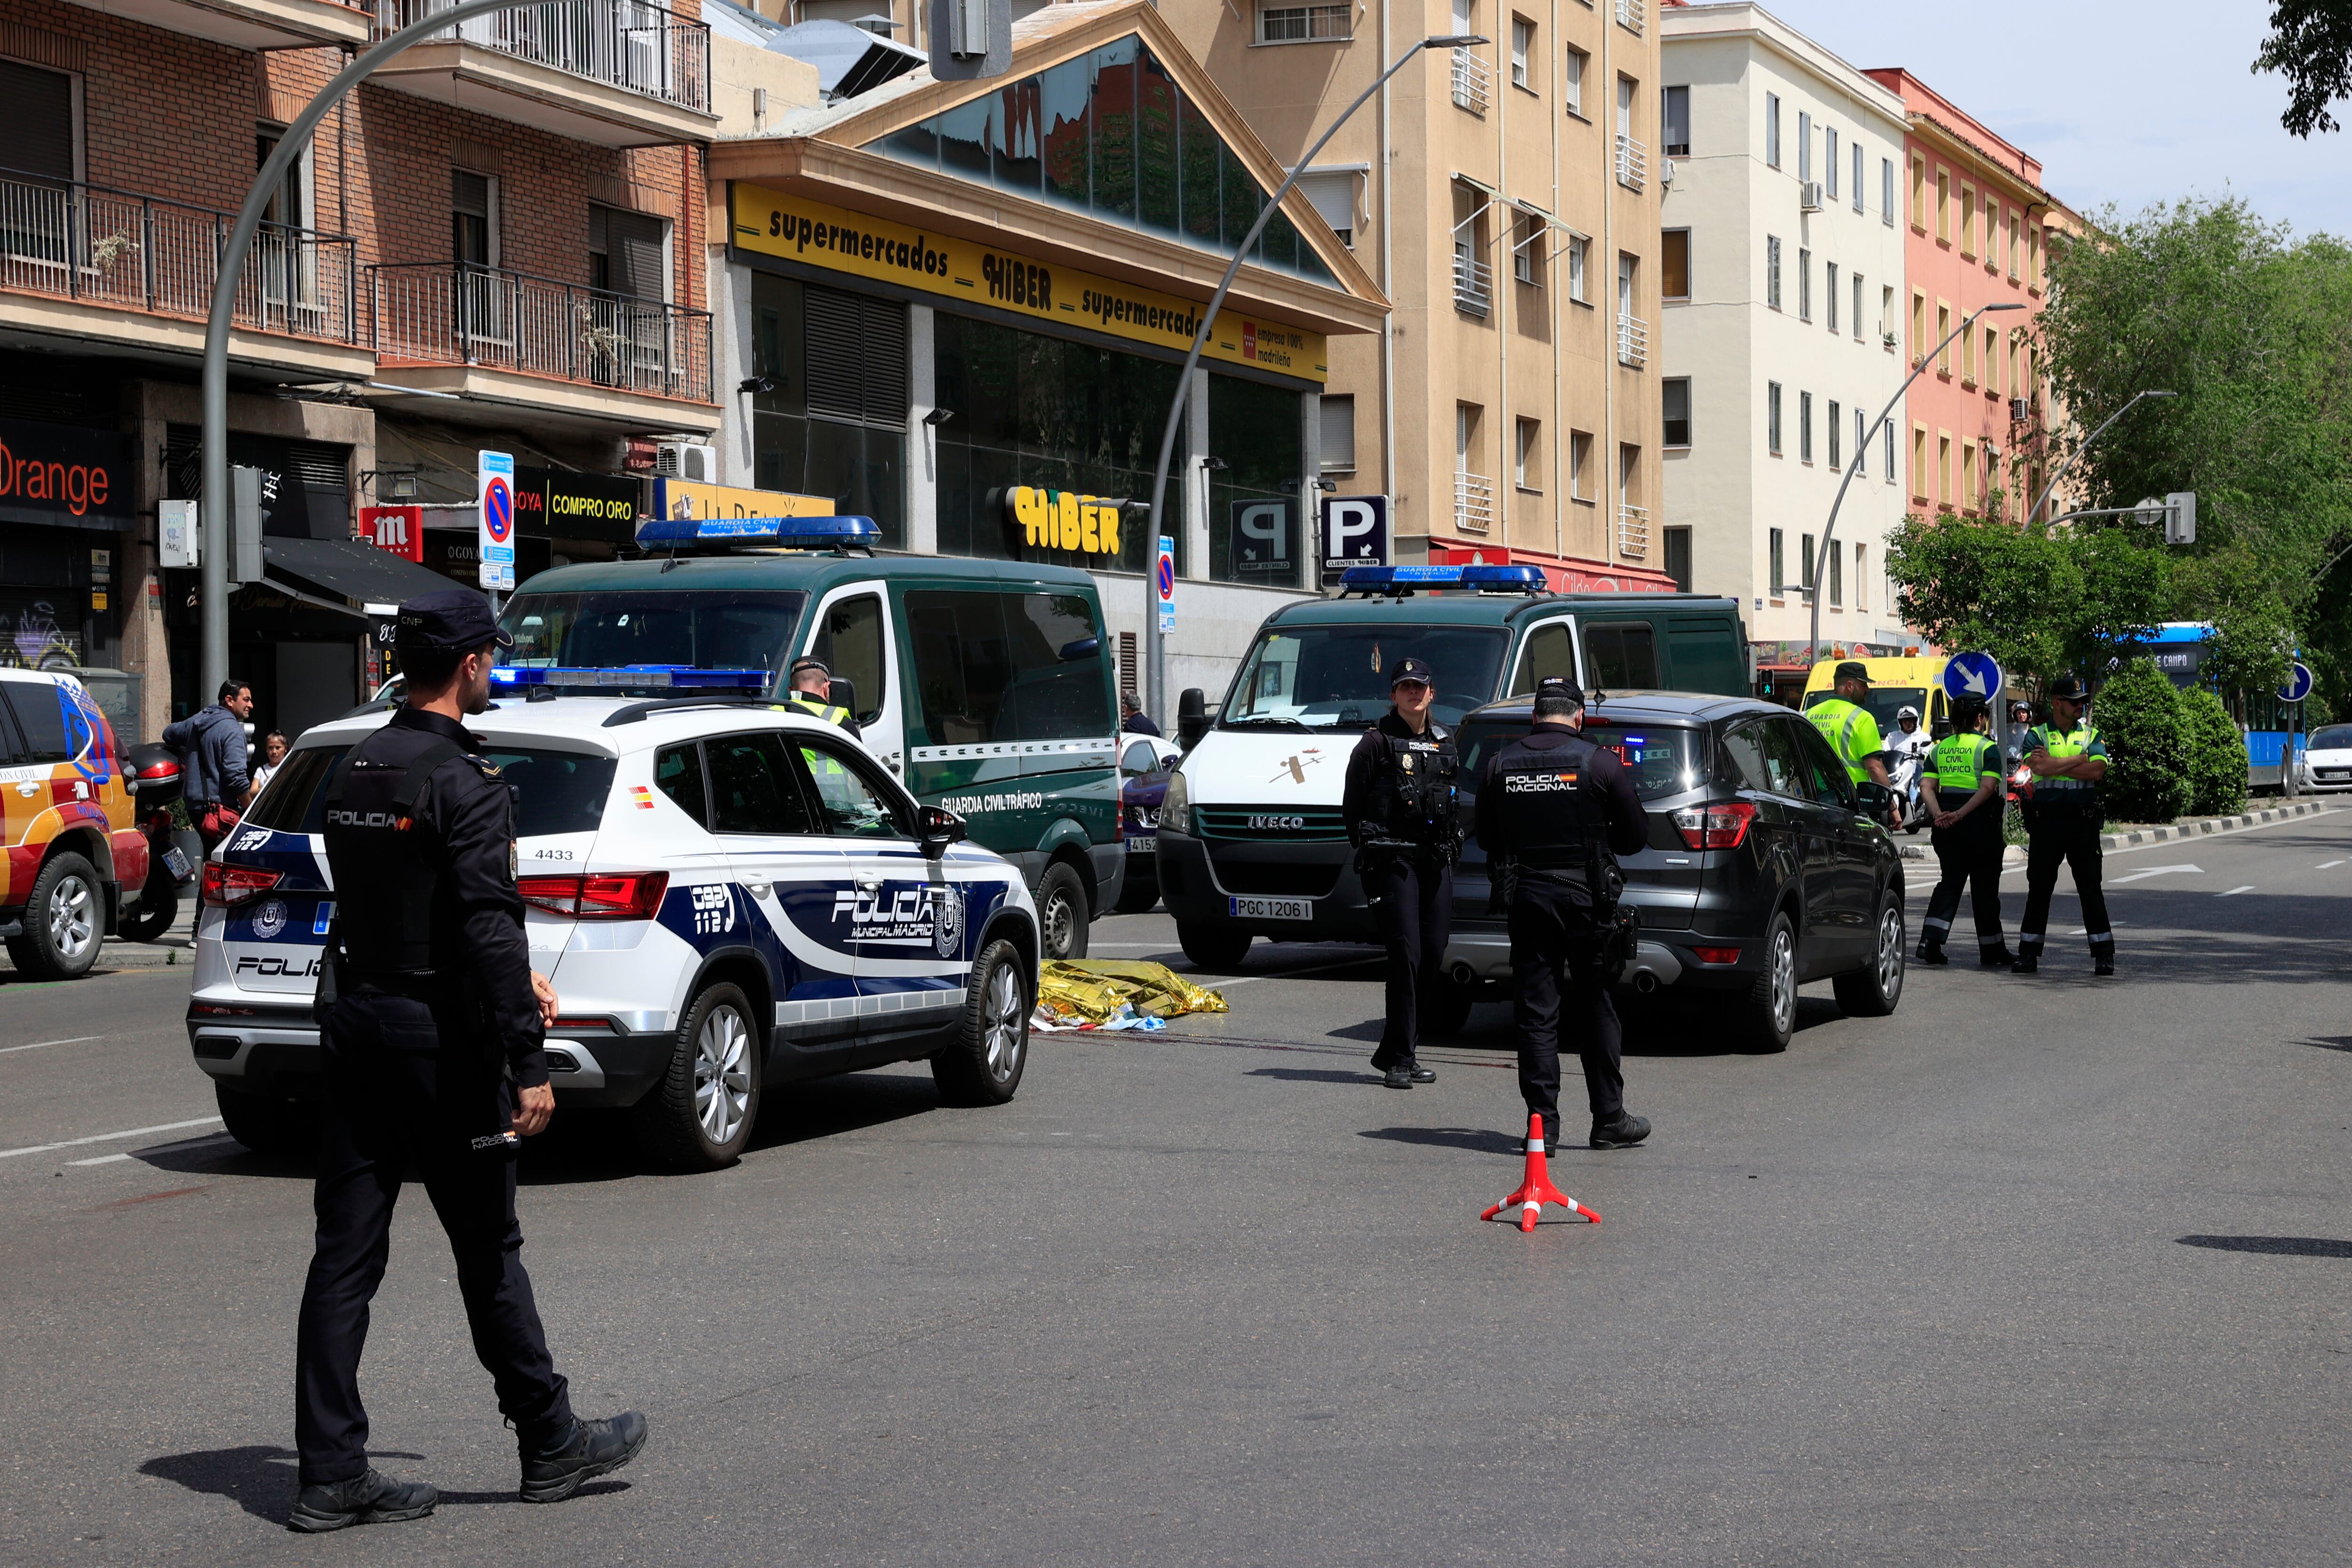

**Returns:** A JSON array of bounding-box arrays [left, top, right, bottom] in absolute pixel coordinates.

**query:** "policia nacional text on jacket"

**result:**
[[1340, 657, 1459, 1089], [287, 589, 646, 1534], [1475, 677, 1653, 1151]]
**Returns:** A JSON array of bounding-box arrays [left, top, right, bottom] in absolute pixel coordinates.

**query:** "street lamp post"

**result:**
[[1139, 33, 1486, 727], [2025, 388, 2177, 526], [199, 0, 554, 702], [1807, 301, 2026, 664]]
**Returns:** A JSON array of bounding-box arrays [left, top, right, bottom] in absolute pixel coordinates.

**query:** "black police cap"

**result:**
[[396, 588, 512, 651], [1535, 674, 1586, 706], [1834, 660, 1872, 683], [2047, 673, 2088, 701], [1390, 656, 1435, 688]]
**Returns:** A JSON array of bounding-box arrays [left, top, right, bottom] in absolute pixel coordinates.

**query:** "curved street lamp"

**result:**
[[1139, 33, 1488, 725], [2026, 388, 2176, 526]]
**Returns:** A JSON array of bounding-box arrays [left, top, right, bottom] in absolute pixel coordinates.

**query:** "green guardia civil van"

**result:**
[[1155, 563, 1749, 968], [491, 516, 1121, 958]]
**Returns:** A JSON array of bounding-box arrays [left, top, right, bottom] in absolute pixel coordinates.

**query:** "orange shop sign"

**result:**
[[0, 418, 135, 529]]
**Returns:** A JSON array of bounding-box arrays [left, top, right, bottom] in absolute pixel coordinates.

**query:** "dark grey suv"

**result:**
[[1434, 693, 1907, 1050]]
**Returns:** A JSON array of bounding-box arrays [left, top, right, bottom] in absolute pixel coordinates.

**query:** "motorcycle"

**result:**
[[1885, 749, 1934, 834], [119, 743, 196, 943]]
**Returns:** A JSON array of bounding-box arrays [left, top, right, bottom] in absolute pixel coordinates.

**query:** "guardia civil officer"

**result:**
[[1915, 697, 2015, 969], [782, 654, 862, 737], [1341, 656, 1459, 1089], [2015, 673, 2114, 975], [1477, 676, 1652, 1150], [1807, 662, 1897, 825], [290, 590, 645, 1533]]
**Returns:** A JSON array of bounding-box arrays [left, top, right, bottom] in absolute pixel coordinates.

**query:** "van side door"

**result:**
[[1782, 716, 1875, 963], [1664, 615, 1747, 697], [803, 582, 903, 777], [1506, 618, 1577, 697]]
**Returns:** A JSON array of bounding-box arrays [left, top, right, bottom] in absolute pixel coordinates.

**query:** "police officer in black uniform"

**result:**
[[1341, 656, 1460, 1089], [290, 590, 646, 1533], [1477, 676, 1652, 1150]]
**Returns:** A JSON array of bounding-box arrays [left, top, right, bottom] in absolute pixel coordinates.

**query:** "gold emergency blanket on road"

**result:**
[[1034, 961, 1230, 1028]]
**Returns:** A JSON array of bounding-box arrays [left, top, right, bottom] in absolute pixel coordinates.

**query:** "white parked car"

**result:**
[[2303, 723, 2352, 792], [185, 695, 1039, 1169]]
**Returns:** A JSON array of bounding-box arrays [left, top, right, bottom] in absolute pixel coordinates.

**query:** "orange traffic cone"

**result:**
[[1480, 1115, 1602, 1233]]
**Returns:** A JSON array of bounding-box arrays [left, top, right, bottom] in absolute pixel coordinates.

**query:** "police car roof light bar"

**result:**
[[631, 515, 881, 554], [1337, 563, 1548, 597]]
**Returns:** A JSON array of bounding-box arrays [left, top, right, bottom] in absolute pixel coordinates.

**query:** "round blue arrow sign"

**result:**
[[2280, 661, 2314, 703], [1942, 650, 2004, 702]]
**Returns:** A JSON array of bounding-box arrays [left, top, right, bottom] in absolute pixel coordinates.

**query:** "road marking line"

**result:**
[[0, 1035, 103, 1055], [2002, 809, 2340, 875], [2220, 885, 2255, 896], [67, 1153, 133, 1167], [2320, 860, 2345, 870], [0, 1116, 224, 1161], [2107, 863, 2203, 886]]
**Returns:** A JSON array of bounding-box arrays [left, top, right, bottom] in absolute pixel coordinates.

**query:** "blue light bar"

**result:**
[[1339, 563, 1546, 591], [633, 515, 881, 548], [490, 666, 773, 691]]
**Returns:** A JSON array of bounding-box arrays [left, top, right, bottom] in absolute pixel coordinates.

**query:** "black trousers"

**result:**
[[1922, 823, 2006, 952], [1508, 877, 1624, 1142], [295, 991, 573, 1487], [2018, 803, 2114, 958], [1366, 852, 1453, 1069]]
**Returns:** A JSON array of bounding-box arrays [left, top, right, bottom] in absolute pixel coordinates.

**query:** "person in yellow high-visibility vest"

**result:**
[[1807, 661, 1895, 824], [779, 657, 862, 740], [1915, 697, 2014, 969]]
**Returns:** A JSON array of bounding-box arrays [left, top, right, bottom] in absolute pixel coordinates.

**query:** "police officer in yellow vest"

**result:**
[[1915, 697, 2015, 969], [2015, 673, 2113, 976], [782, 656, 862, 739], [1808, 662, 1897, 825]]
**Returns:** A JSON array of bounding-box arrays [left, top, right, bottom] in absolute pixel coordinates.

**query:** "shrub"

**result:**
[[2180, 686, 2249, 817], [2091, 658, 2191, 823]]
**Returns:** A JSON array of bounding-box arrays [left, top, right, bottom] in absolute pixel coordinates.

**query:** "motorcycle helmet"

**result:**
[[1897, 705, 1920, 725]]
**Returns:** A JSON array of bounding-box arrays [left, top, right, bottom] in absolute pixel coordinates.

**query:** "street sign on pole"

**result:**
[[1320, 495, 1389, 582], [160, 499, 199, 569], [2280, 661, 2314, 704], [1942, 650, 2003, 702], [477, 450, 516, 592], [1156, 536, 1176, 636]]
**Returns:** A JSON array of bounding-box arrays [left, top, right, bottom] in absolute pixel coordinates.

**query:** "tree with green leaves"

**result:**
[[2255, 0, 2352, 137], [2091, 659, 2193, 824]]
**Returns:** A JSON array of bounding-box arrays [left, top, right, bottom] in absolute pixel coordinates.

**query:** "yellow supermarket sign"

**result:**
[[1006, 486, 1124, 556], [730, 184, 1328, 383], [651, 476, 834, 523]]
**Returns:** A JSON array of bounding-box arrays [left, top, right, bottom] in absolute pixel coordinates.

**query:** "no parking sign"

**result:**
[[477, 450, 516, 592]]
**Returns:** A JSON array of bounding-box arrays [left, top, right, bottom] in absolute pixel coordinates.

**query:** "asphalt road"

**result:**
[[5, 809, 2352, 1565]]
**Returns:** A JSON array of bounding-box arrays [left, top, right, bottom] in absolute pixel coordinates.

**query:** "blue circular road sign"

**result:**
[[2280, 661, 2314, 703], [1943, 650, 2004, 702]]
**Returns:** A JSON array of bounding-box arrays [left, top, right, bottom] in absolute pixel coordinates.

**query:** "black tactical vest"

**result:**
[[321, 729, 483, 975], [1487, 732, 1613, 871], [1363, 722, 1459, 850]]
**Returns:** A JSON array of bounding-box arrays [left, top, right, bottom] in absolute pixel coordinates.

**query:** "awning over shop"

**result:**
[[263, 536, 474, 616]]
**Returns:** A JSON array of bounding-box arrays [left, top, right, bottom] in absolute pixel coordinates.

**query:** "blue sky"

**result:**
[[1759, 1, 2352, 240]]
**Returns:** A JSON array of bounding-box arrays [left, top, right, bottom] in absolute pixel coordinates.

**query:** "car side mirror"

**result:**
[[1177, 687, 1208, 750], [1852, 781, 1892, 816], [918, 804, 966, 859], [827, 677, 858, 716]]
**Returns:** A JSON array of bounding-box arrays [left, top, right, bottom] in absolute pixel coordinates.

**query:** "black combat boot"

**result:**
[[2011, 948, 2039, 974], [520, 1411, 649, 1504], [1980, 943, 2016, 969], [1914, 940, 1949, 966], [286, 1469, 438, 1533], [1590, 1112, 1653, 1149]]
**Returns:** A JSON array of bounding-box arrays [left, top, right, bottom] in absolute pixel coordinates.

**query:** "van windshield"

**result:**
[[1225, 625, 1509, 731], [498, 590, 807, 675]]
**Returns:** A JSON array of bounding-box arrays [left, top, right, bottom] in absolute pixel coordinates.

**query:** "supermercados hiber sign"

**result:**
[[730, 184, 1327, 382]]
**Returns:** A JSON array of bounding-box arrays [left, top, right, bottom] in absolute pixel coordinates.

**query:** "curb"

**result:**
[[2098, 799, 2332, 851], [0, 910, 195, 977]]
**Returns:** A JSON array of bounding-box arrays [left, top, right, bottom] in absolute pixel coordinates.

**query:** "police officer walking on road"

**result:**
[[2014, 673, 2114, 976], [781, 655, 862, 738], [1808, 662, 1897, 824], [290, 590, 645, 1534], [1342, 657, 1459, 1089], [1477, 676, 1652, 1150], [1915, 697, 2015, 970]]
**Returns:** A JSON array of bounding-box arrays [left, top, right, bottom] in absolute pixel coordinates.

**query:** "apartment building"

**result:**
[[1861, 67, 2077, 533], [1150, 0, 1674, 590], [1658, 3, 1911, 669], [0, 0, 803, 740]]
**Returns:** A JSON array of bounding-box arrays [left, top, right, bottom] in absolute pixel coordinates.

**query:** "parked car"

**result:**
[[1114, 734, 1181, 913], [1434, 692, 1907, 1051], [2302, 723, 2352, 792], [187, 694, 1040, 1169], [0, 668, 143, 980]]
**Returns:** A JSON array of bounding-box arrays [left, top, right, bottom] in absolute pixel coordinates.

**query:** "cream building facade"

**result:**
[[1658, 2, 1914, 666]]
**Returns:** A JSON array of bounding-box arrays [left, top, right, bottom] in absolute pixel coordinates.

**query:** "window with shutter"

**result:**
[[1295, 170, 1356, 247], [454, 170, 494, 266], [805, 286, 907, 429], [1319, 394, 1355, 471], [0, 61, 75, 183]]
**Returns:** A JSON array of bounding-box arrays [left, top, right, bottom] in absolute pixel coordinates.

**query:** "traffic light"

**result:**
[[2164, 490, 2196, 545]]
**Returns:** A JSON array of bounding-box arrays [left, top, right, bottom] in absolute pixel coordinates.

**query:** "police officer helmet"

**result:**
[[2046, 673, 2089, 702], [1389, 656, 1435, 689], [1897, 705, 1920, 723]]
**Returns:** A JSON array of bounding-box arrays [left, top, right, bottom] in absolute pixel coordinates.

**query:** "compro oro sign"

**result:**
[[1006, 487, 1126, 557], [730, 185, 1329, 382]]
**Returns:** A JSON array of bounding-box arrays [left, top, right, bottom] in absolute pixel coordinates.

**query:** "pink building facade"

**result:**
[[1863, 69, 2076, 527]]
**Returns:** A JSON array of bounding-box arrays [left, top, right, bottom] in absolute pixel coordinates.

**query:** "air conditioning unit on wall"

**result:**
[[1800, 181, 1823, 212], [655, 440, 717, 482], [2009, 397, 2032, 422]]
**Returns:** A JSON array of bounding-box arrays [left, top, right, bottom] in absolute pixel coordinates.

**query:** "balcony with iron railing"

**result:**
[[0, 167, 368, 374], [1453, 253, 1493, 317], [371, 0, 716, 148], [1453, 471, 1495, 536], [1614, 0, 1645, 33], [56, 0, 371, 49], [1617, 502, 1651, 558], [1615, 133, 1647, 191], [1616, 312, 1649, 368], [1451, 48, 1492, 116], [369, 261, 715, 418]]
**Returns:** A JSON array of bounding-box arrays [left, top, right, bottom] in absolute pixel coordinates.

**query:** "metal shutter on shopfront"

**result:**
[[0, 61, 75, 182], [805, 286, 907, 430]]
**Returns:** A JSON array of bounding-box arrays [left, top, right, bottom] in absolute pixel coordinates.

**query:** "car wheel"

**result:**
[[1177, 921, 1252, 970], [215, 1082, 312, 1156], [1739, 910, 1799, 1053], [1036, 862, 1090, 960], [632, 982, 761, 1172], [1833, 892, 1906, 1017], [5, 852, 103, 981], [1417, 971, 1475, 1036], [933, 938, 1031, 1107]]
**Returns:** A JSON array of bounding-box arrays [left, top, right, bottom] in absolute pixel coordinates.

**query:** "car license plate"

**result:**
[[162, 846, 193, 880], [1229, 895, 1312, 921], [1126, 833, 1156, 853]]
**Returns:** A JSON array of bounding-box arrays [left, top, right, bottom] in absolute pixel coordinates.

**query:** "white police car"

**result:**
[[186, 686, 1039, 1170]]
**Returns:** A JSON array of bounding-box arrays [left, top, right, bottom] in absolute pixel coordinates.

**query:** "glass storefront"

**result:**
[[1208, 372, 1306, 588], [748, 272, 908, 548]]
